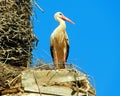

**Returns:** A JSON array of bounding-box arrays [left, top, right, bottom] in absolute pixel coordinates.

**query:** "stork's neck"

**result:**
[[57, 17, 66, 30]]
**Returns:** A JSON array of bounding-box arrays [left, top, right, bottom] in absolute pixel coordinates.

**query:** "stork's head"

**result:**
[[54, 12, 75, 24]]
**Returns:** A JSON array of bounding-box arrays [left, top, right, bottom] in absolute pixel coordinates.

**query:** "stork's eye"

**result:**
[[59, 13, 62, 15]]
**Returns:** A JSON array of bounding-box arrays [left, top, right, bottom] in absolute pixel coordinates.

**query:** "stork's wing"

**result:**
[[65, 33, 69, 61], [65, 38, 69, 61], [50, 37, 54, 61]]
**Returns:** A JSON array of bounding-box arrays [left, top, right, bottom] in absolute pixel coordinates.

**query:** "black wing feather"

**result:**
[[66, 44, 69, 61], [50, 45, 54, 61]]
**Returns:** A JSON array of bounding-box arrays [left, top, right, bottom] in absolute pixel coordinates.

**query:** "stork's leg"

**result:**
[[54, 52, 58, 69], [63, 53, 66, 68]]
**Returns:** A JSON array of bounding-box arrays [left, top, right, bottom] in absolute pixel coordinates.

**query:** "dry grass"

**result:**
[[0, 0, 37, 67]]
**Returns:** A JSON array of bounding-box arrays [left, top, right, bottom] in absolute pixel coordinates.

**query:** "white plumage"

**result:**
[[50, 12, 74, 69]]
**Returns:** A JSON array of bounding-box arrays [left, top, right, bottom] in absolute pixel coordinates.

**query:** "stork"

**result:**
[[50, 12, 74, 69]]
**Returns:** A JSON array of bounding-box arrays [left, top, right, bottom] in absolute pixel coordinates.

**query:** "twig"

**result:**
[[33, 71, 42, 96], [42, 49, 51, 57], [3, 53, 9, 64], [47, 71, 58, 84], [8, 74, 21, 86], [34, 1, 44, 12], [88, 75, 96, 89], [72, 64, 87, 74]]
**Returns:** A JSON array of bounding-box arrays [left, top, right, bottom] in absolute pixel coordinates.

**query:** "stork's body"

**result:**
[[50, 12, 74, 69]]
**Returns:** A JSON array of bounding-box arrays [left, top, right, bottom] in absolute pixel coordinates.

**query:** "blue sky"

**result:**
[[32, 0, 120, 96]]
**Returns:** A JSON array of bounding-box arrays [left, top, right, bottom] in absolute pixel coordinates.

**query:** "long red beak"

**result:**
[[61, 15, 75, 24]]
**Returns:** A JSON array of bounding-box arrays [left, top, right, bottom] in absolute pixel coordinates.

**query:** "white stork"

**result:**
[[50, 12, 74, 69]]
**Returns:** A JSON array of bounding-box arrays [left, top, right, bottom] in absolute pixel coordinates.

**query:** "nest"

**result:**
[[0, 0, 37, 67], [0, 65, 96, 96], [0, 63, 25, 92]]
